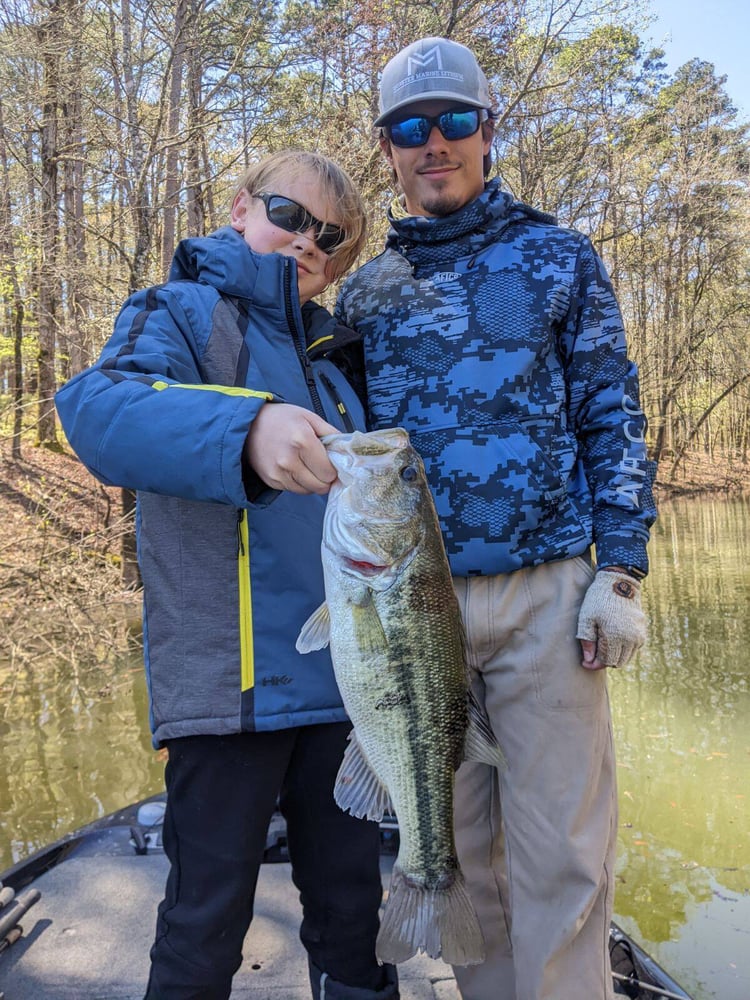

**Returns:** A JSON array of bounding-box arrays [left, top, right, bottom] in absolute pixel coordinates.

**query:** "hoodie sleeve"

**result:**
[[561, 238, 657, 574], [55, 283, 273, 506]]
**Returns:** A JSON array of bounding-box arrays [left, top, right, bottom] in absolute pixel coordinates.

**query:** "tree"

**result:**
[[35, 0, 63, 449], [0, 97, 26, 460], [0, 0, 748, 516], [626, 60, 750, 463]]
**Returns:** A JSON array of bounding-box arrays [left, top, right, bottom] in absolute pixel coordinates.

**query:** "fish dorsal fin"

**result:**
[[334, 730, 394, 822], [295, 603, 331, 653], [464, 689, 506, 769]]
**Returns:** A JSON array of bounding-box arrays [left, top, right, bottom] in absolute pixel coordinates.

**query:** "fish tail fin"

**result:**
[[464, 688, 507, 769], [376, 868, 485, 967]]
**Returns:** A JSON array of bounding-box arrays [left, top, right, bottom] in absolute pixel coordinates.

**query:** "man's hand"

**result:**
[[576, 569, 647, 670], [244, 403, 340, 494]]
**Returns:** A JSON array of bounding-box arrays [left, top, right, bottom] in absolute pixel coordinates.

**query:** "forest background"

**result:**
[[0, 0, 749, 671]]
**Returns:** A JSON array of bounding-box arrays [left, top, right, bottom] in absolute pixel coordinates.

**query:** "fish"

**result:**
[[296, 427, 505, 966]]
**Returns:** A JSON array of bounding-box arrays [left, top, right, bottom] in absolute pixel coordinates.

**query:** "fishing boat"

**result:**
[[0, 793, 694, 999]]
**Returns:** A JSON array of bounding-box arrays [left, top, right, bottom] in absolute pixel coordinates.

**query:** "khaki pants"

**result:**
[[452, 558, 617, 1000]]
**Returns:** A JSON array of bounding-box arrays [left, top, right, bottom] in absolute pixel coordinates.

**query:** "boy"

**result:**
[[55, 150, 398, 1000]]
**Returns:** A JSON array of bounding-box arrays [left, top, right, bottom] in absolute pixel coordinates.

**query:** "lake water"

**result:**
[[609, 496, 750, 1000], [1, 495, 748, 999]]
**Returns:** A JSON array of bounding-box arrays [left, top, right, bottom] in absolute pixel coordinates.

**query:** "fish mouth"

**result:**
[[344, 557, 391, 577], [336, 546, 418, 590]]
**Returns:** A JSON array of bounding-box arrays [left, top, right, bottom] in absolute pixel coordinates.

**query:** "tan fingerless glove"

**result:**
[[576, 569, 647, 668]]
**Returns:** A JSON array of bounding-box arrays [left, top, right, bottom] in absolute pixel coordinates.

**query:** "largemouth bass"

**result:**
[[296, 427, 505, 966]]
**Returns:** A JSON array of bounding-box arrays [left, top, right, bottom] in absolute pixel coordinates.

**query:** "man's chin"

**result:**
[[420, 193, 466, 217]]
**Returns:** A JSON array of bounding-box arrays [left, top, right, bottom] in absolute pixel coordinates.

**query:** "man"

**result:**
[[336, 37, 657, 1000]]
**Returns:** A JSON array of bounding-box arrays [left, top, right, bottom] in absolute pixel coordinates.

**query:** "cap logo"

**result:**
[[393, 44, 464, 95], [407, 45, 444, 74]]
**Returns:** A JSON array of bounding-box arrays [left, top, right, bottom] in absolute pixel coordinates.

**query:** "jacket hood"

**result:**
[[385, 179, 555, 268], [170, 226, 266, 297], [169, 225, 355, 355], [170, 225, 302, 316]]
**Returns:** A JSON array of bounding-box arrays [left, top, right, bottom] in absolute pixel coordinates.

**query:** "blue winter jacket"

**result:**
[[55, 226, 366, 745], [336, 181, 657, 577]]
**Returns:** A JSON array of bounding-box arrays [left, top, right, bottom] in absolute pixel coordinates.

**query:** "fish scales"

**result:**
[[350, 564, 465, 887], [296, 427, 505, 966]]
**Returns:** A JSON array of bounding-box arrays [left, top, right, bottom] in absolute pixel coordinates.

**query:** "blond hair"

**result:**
[[234, 150, 367, 276]]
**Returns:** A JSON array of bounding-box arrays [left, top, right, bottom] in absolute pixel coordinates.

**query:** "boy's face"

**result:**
[[231, 175, 341, 305], [380, 100, 490, 218]]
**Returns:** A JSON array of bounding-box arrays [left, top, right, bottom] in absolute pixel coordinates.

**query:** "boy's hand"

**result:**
[[244, 403, 340, 494]]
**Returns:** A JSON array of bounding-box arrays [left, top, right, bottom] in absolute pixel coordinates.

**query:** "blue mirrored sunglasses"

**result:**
[[253, 193, 345, 254], [386, 108, 489, 148]]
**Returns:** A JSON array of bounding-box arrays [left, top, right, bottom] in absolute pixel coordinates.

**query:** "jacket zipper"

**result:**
[[236, 267, 330, 704], [319, 372, 355, 432], [234, 275, 306, 701], [283, 262, 325, 416], [236, 508, 253, 692]]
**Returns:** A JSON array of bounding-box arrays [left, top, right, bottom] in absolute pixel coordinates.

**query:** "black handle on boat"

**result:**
[[130, 825, 149, 855], [0, 888, 41, 941], [612, 970, 690, 1000], [0, 926, 23, 956]]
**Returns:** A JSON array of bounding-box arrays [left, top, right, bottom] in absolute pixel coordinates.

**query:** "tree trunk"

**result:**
[[36, 8, 62, 450], [0, 98, 26, 461], [161, 0, 188, 278], [185, 0, 207, 237], [61, 0, 90, 376]]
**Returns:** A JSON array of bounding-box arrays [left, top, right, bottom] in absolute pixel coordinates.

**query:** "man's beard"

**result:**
[[420, 191, 465, 217]]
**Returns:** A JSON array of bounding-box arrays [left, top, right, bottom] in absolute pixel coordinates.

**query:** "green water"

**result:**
[[0, 655, 164, 867], [0, 496, 748, 999], [610, 496, 750, 1000]]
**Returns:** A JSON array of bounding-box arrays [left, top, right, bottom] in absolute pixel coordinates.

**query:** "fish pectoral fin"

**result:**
[[464, 689, 507, 769], [295, 603, 331, 653], [334, 730, 393, 821], [351, 597, 389, 656]]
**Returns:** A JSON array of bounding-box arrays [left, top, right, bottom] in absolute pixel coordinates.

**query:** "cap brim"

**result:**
[[374, 93, 488, 127]]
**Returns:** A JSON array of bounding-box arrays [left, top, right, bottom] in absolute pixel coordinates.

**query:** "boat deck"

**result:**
[[0, 808, 458, 999], [0, 796, 692, 1000]]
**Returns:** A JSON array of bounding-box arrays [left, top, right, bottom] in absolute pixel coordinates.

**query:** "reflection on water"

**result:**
[[0, 497, 748, 998], [0, 654, 164, 869], [611, 496, 750, 1000]]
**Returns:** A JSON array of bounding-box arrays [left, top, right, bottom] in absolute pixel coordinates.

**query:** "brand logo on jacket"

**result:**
[[616, 394, 649, 508], [262, 674, 292, 686]]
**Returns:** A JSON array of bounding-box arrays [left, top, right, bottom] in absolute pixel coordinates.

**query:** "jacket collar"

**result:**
[[303, 302, 360, 358], [169, 226, 357, 355], [385, 179, 555, 268]]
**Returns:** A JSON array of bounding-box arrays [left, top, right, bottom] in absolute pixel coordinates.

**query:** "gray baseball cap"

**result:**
[[374, 37, 491, 127]]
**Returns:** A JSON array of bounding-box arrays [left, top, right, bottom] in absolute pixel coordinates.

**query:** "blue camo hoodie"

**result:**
[[55, 226, 366, 746], [336, 180, 657, 577]]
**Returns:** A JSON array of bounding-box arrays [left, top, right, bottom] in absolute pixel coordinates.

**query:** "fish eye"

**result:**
[[400, 465, 418, 482]]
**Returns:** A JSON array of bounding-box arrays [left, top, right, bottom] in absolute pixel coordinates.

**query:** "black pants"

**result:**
[[144, 724, 397, 1000]]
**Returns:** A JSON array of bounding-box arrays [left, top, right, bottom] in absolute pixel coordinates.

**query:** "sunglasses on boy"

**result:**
[[252, 193, 345, 255], [385, 107, 489, 149]]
